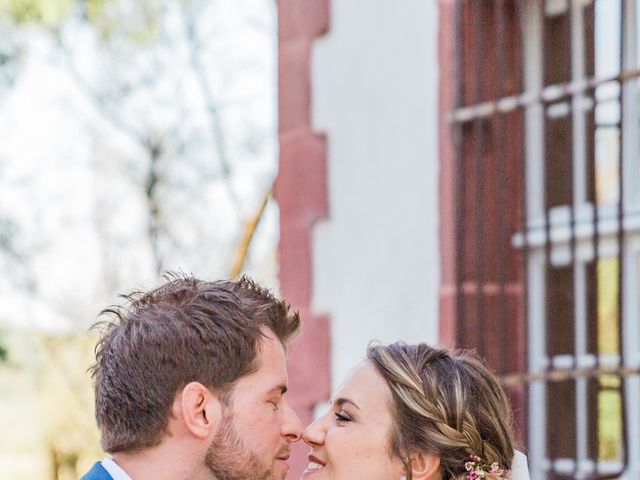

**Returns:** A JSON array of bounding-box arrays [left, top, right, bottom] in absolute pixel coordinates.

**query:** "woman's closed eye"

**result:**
[[334, 411, 353, 424]]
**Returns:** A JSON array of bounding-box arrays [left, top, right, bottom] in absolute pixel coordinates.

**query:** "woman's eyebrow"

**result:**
[[333, 397, 361, 410]]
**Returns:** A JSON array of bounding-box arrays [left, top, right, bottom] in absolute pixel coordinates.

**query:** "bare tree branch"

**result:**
[[53, 30, 169, 275], [144, 138, 165, 275], [230, 186, 271, 277], [53, 32, 149, 150], [181, 4, 245, 217]]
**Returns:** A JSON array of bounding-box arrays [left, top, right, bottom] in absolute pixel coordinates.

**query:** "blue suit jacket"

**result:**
[[80, 462, 113, 480]]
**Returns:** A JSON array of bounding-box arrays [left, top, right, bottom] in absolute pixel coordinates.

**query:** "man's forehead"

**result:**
[[244, 329, 289, 387]]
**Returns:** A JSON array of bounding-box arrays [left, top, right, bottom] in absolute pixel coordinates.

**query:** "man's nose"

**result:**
[[281, 401, 303, 442]]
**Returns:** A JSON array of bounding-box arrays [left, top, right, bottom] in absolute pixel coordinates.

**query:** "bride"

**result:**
[[301, 342, 530, 480]]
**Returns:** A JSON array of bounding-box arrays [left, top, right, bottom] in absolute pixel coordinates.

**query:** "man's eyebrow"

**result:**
[[268, 384, 288, 395], [333, 397, 361, 410]]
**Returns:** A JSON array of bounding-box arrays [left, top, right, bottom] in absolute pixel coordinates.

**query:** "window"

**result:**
[[448, 1, 640, 478]]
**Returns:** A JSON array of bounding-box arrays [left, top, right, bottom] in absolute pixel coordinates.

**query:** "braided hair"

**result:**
[[367, 343, 515, 480]]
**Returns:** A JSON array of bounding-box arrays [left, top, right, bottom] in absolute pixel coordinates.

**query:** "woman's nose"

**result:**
[[302, 416, 326, 447]]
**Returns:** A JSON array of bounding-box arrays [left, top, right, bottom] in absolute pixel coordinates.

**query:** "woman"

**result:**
[[302, 343, 530, 480]]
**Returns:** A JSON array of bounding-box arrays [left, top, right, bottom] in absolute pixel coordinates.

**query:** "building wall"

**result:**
[[310, 0, 441, 391], [275, 0, 331, 475]]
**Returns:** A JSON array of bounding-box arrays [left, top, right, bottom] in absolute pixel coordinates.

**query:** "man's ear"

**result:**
[[408, 452, 441, 480], [174, 382, 223, 439]]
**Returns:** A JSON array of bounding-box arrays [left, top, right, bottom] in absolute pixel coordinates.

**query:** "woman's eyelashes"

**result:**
[[334, 410, 353, 424]]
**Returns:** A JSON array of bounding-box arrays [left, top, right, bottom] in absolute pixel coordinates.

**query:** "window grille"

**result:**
[[450, 1, 640, 479]]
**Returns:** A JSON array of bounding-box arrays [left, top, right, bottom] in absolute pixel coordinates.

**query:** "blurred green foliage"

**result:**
[[598, 387, 622, 461], [0, 327, 101, 479], [596, 258, 623, 462], [0, 0, 75, 27], [0, 329, 7, 363], [0, 0, 160, 42], [598, 257, 619, 354]]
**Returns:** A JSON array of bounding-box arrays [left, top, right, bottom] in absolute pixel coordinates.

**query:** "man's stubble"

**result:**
[[205, 410, 288, 480]]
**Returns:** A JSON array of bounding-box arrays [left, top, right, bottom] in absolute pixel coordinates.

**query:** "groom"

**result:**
[[81, 274, 303, 480]]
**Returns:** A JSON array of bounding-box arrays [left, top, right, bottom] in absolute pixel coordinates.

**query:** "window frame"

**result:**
[[520, 0, 640, 478]]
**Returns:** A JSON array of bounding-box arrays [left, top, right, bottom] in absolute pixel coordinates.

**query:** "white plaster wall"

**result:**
[[311, 1, 440, 390]]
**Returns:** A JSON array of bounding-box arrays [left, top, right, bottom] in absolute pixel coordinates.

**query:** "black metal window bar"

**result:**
[[451, 1, 640, 479]]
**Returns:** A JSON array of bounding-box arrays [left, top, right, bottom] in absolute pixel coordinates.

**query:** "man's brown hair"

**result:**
[[89, 273, 300, 453]]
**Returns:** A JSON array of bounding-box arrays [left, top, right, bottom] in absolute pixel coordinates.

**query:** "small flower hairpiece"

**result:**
[[464, 454, 509, 479]]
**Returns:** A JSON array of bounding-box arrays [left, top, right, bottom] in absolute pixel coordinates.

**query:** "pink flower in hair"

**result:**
[[464, 454, 509, 480]]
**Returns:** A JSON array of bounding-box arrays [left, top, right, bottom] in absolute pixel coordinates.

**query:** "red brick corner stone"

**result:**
[[438, 0, 458, 348], [276, 0, 331, 476]]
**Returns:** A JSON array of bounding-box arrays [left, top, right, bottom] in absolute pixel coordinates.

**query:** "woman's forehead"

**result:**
[[334, 361, 393, 408]]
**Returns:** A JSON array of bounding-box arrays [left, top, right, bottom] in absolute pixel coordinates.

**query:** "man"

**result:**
[[81, 274, 303, 480]]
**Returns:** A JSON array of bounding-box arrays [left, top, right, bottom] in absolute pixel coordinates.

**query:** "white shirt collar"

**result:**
[[101, 458, 133, 480]]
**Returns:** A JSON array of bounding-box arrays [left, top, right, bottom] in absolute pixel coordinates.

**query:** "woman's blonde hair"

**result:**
[[367, 343, 515, 480]]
